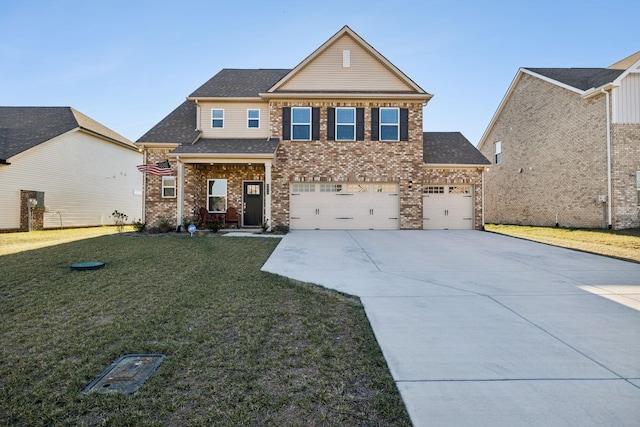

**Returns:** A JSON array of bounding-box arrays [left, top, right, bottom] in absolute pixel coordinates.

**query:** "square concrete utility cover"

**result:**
[[83, 354, 165, 394]]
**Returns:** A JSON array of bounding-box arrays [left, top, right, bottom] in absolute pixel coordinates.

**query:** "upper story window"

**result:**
[[292, 107, 311, 140], [494, 141, 502, 164], [162, 176, 176, 198], [380, 108, 399, 141], [336, 108, 355, 141], [247, 109, 260, 128], [211, 109, 224, 128]]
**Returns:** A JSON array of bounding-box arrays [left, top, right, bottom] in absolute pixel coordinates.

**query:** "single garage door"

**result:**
[[290, 182, 399, 229], [423, 185, 474, 229]]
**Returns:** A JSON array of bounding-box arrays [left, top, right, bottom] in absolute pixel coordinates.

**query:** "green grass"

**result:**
[[485, 224, 640, 263], [0, 231, 410, 426]]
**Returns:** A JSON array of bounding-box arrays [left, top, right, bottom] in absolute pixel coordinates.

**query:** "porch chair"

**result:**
[[198, 207, 216, 229], [225, 207, 240, 229]]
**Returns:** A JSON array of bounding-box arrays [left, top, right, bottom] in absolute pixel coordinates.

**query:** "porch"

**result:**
[[169, 138, 278, 230]]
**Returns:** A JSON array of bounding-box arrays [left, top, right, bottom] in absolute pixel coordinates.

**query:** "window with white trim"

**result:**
[[207, 179, 227, 213], [336, 107, 355, 141], [292, 107, 311, 140], [494, 141, 502, 164], [380, 107, 399, 141], [162, 176, 176, 198], [247, 109, 260, 128], [212, 109, 224, 128]]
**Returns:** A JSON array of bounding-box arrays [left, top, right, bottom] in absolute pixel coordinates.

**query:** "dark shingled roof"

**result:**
[[0, 106, 133, 161], [524, 68, 625, 91], [189, 69, 291, 98], [171, 138, 279, 155], [137, 101, 201, 144], [423, 132, 490, 165]]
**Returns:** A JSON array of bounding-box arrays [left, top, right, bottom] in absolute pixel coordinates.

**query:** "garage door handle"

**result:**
[[315, 209, 319, 215], [370, 209, 373, 215]]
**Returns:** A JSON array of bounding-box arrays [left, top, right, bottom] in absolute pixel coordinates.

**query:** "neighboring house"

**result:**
[[136, 26, 489, 230], [478, 51, 640, 229], [0, 107, 142, 231]]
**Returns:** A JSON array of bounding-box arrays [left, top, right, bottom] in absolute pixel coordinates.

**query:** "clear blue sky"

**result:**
[[1, 0, 638, 145]]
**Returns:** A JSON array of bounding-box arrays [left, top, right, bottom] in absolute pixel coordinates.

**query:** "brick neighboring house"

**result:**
[[136, 26, 489, 230], [478, 51, 640, 229], [0, 107, 142, 231]]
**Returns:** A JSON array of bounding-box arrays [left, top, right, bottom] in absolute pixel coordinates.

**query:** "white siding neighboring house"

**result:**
[[0, 107, 142, 231]]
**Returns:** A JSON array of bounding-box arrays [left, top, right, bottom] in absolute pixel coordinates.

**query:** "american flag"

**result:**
[[137, 160, 172, 176]]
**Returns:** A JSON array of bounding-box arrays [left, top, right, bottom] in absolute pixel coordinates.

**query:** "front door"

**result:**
[[243, 182, 263, 226]]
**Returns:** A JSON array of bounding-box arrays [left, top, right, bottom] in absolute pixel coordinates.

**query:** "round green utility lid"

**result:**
[[70, 261, 105, 271]]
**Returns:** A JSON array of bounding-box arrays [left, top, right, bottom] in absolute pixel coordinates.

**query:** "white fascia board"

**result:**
[[521, 68, 585, 95], [170, 153, 275, 163], [259, 92, 432, 102], [186, 97, 262, 102]]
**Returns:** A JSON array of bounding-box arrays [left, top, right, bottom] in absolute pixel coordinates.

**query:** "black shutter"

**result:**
[[282, 107, 291, 140], [327, 108, 335, 141], [371, 108, 379, 141], [356, 108, 364, 140], [400, 108, 409, 141], [312, 107, 320, 140]]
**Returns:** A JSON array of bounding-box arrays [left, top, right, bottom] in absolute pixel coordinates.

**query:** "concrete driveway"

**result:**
[[262, 230, 640, 426]]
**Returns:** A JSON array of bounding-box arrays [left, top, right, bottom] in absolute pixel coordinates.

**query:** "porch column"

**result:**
[[265, 160, 272, 231], [176, 159, 184, 228]]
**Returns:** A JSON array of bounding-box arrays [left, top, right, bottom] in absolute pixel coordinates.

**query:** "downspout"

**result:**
[[142, 148, 147, 224], [481, 168, 486, 229], [601, 88, 612, 228]]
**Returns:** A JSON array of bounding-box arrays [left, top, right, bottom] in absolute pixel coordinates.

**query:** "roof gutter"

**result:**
[[582, 83, 616, 99], [0, 158, 10, 165]]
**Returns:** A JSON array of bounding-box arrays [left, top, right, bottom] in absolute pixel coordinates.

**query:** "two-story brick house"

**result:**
[[136, 26, 489, 230], [478, 51, 640, 229]]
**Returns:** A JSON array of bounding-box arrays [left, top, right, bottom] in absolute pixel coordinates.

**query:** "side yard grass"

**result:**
[[0, 232, 410, 426], [485, 224, 640, 263]]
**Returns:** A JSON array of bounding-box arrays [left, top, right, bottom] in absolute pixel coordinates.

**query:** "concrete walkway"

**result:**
[[262, 230, 640, 426]]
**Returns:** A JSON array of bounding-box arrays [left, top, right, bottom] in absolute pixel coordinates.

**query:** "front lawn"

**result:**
[[485, 224, 640, 263], [0, 232, 409, 426]]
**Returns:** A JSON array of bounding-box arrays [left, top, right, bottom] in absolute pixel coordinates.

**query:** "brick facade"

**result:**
[[480, 73, 611, 228], [611, 123, 640, 228], [143, 99, 487, 230], [19, 190, 44, 231], [269, 100, 426, 229]]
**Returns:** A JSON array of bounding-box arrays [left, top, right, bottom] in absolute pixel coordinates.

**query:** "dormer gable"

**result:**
[[266, 26, 430, 98]]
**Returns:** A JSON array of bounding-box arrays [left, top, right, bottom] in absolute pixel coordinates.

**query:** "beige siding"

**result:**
[[614, 71, 640, 124], [199, 102, 270, 139], [0, 131, 142, 230], [278, 35, 414, 92]]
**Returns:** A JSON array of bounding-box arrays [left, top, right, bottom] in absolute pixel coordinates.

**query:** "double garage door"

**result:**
[[423, 185, 474, 229], [290, 182, 399, 229]]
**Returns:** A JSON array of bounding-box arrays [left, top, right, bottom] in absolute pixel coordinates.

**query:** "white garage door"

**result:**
[[290, 182, 399, 229], [423, 185, 474, 229]]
